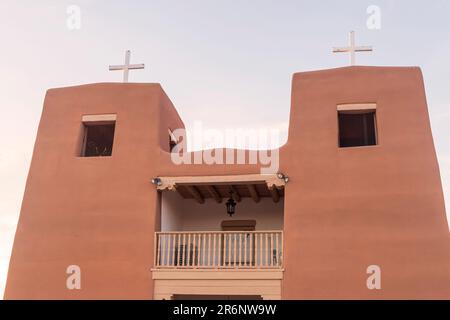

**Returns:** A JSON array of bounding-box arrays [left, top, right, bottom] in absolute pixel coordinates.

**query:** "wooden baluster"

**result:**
[[162, 235, 167, 266], [226, 233, 231, 266], [208, 234, 212, 267], [199, 234, 202, 266], [161, 235, 165, 267], [254, 232, 258, 267], [196, 233, 199, 267], [233, 233, 237, 267], [195, 233, 198, 267], [196, 234, 199, 267], [255, 233, 258, 267], [220, 233, 223, 267], [240, 233, 244, 266], [156, 234, 160, 267], [244, 232, 247, 266], [238, 233, 242, 267], [153, 233, 157, 267], [214, 233, 218, 267], [177, 233, 181, 267], [223, 233, 226, 267], [260, 233, 264, 267], [199, 233, 202, 266], [270, 233, 274, 267], [199, 233, 202, 267], [250, 232, 253, 267], [202, 233, 205, 267], [171, 234, 175, 267], [275, 233, 278, 266], [265, 233, 269, 267], [266, 233, 269, 267], [222, 234, 225, 267], [187, 233, 191, 267], [281, 231, 284, 265], [177, 233, 183, 266], [197, 233, 204, 266], [277, 232, 281, 266], [193, 233, 197, 267], [231, 233, 234, 267], [236, 233, 239, 267], [259, 233, 263, 267], [196, 233, 200, 267], [182, 233, 186, 267], [163, 234, 167, 267], [203, 233, 207, 266], [170, 234, 177, 267]]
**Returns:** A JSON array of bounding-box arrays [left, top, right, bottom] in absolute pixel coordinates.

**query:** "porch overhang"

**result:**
[[151, 173, 288, 203]]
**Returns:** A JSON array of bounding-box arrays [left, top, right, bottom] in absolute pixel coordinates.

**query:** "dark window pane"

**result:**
[[82, 124, 115, 157], [338, 112, 376, 148]]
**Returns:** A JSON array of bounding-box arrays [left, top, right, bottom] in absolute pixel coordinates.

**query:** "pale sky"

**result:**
[[0, 0, 449, 298]]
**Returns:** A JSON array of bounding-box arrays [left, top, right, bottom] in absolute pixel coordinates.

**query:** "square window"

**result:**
[[338, 111, 377, 148], [81, 123, 115, 157]]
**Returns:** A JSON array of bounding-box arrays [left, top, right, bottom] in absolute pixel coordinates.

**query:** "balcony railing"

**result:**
[[154, 231, 283, 269]]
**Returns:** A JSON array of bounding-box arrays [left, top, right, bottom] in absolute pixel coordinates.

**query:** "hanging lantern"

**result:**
[[225, 194, 236, 217]]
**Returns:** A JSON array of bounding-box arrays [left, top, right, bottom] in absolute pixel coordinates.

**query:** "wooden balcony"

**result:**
[[154, 231, 283, 269]]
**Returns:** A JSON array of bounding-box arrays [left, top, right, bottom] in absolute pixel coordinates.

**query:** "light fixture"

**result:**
[[277, 172, 289, 183], [225, 191, 236, 217], [151, 177, 162, 186]]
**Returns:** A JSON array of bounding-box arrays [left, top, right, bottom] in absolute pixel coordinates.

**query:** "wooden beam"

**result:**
[[337, 103, 376, 111], [269, 186, 280, 203], [247, 184, 260, 203], [82, 114, 117, 123], [185, 185, 204, 204], [206, 185, 222, 203], [154, 174, 286, 191], [229, 185, 241, 202]]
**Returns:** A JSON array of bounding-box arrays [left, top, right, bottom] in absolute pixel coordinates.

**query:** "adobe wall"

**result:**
[[5, 83, 170, 299], [280, 66, 450, 299]]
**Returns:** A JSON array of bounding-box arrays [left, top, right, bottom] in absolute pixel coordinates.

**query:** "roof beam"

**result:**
[[269, 186, 280, 203], [229, 185, 241, 202], [206, 185, 222, 203], [247, 184, 260, 203], [153, 174, 286, 191], [185, 185, 204, 204]]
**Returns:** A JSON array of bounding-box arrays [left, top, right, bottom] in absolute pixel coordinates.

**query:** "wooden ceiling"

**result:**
[[175, 183, 284, 204], [153, 174, 287, 204]]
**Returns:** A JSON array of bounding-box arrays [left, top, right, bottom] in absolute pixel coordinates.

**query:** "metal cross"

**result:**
[[333, 31, 373, 66], [109, 50, 145, 82]]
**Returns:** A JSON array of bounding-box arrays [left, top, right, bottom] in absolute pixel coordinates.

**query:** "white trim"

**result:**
[[151, 269, 284, 280], [337, 103, 376, 111], [82, 114, 117, 123]]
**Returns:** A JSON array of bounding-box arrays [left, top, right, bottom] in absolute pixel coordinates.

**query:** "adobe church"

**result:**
[[4, 46, 450, 299]]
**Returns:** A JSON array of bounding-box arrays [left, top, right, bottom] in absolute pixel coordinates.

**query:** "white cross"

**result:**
[[332, 31, 373, 66], [109, 50, 145, 83]]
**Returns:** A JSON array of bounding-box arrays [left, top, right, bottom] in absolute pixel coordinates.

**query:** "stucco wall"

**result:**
[[5, 83, 171, 299], [281, 66, 450, 299]]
